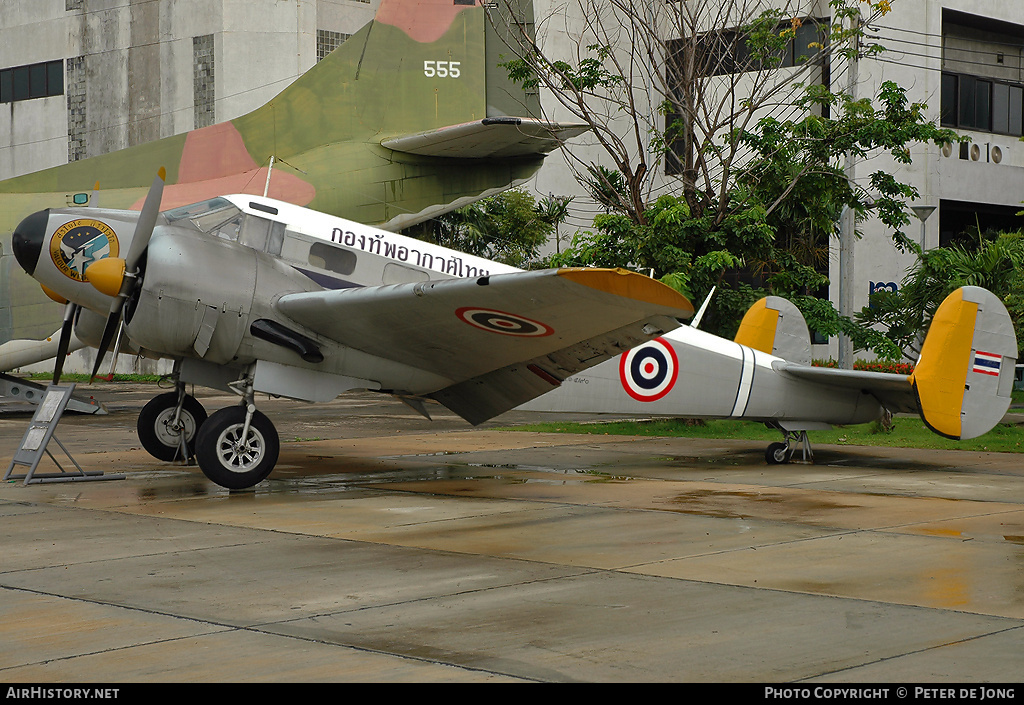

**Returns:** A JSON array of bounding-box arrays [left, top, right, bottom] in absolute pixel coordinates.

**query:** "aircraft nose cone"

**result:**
[[12, 209, 49, 276]]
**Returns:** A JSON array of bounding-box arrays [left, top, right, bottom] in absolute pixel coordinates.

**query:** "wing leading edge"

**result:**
[[276, 267, 695, 423]]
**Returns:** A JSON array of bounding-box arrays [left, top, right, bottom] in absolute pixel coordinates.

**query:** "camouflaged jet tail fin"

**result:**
[[910, 286, 1018, 440], [733, 296, 812, 366]]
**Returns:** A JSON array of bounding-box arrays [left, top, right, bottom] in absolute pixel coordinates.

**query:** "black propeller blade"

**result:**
[[88, 167, 165, 381], [52, 301, 79, 385]]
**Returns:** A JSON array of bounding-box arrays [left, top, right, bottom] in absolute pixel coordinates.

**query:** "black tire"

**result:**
[[765, 442, 790, 465], [137, 392, 207, 461], [195, 406, 279, 489]]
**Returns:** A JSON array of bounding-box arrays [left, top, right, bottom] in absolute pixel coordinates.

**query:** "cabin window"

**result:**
[[266, 221, 285, 255], [211, 214, 243, 241], [308, 242, 357, 275], [239, 215, 271, 250]]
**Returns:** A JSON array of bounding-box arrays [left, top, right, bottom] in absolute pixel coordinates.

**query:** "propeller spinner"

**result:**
[[84, 167, 166, 380]]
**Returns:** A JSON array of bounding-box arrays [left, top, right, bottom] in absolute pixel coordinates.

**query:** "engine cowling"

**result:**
[[123, 231, 257, 364]]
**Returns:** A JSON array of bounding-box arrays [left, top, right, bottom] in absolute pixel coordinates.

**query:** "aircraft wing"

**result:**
[[276, 268, 694, 424], [773, 362, 919, 414], [382, 117, 590, 159]]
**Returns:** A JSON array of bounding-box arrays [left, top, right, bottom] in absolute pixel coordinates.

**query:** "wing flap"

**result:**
[[382, 117, 590, 159], [275, 268, 693, 421], [430, 321, 662, 424]]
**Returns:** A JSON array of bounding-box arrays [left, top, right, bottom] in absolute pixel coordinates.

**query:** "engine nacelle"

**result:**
[[123, 229, 323, 367], [124, 231, 257, 364]]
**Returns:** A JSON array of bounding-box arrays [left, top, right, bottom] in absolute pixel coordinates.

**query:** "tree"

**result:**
[[498, 1, 894, 223], [495, 0, 958, 357], [856, 232, 1024, 361], [404, 189, 571, 268]]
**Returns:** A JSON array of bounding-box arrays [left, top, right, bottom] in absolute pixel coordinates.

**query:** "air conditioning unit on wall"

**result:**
[[946, 140, 1005, 163]]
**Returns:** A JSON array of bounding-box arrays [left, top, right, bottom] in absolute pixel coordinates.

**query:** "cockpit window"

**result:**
[[164, 198, 242, 234]]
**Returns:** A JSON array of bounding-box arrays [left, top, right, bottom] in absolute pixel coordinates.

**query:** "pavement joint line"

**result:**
[[0, 571, 570, 682], [35, 487, 1019, 625], [794, 622, 1024, 682], [6, 496, 1021, 624], [0, 585, 538, 682]]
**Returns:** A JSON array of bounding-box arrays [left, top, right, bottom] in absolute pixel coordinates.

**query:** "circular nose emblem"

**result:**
[[49, 219, 120, 282]]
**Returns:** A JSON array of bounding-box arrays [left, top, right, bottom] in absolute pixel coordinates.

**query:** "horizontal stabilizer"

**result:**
[[774, 362, 918, 414], [775, 287, 1019, 432], [382, 117, 590, 159], [910, 286, 1018, 439]]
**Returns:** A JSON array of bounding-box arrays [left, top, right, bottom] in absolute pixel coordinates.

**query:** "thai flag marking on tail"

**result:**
[[972, 350, 1002, 377]]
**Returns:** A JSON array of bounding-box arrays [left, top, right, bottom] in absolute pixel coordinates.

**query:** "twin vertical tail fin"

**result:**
[[733, 295, 812, 365], [910, 286, 1018, 440]]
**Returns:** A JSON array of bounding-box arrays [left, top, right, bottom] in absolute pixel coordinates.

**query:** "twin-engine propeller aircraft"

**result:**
[[12, 171, 695, 489], [521, 289, 1019, 462]]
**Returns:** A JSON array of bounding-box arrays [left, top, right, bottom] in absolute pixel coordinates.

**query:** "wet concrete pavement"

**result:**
[[1, 384, 1023, 682]]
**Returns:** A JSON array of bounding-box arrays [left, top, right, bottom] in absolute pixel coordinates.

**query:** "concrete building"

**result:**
[[835, 0, 1024, 359], [0, 0, 376, 181], [1, 0, 1022, 366]]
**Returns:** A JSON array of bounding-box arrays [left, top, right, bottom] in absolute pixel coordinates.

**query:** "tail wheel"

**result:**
[[137, 392, 207, 461], [765, 442, 791, 465], [195, 405, 279, 489]]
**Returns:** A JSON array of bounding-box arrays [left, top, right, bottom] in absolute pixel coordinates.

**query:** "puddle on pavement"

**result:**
[[666, 488, 861, 520]]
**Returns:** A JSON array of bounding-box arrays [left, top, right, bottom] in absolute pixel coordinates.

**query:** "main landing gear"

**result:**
[[195, 404, 279, 490], [137, 388, 207, 462], [764, 428, 813, 465], [136, 368, 279, 490]]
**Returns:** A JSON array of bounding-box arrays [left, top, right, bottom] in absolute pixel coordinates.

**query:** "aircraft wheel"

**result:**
[[137, 392, 207, 461], [195, 406, 279, 489], [765, 442, 791, 465]]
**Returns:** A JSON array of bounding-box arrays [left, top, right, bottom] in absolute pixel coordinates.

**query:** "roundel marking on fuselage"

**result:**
[[619, 337, 678, 401]]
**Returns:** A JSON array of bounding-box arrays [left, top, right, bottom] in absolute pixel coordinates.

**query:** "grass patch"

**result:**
[[508, 416, 1024, 453], [24, 373, 163, 383]]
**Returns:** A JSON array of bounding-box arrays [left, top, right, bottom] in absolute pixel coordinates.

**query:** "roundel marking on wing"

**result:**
[[455, 307, 554, 337], [619, 337, 678, 401]]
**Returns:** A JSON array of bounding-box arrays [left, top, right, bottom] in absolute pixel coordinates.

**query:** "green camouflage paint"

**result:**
[[0, 0, 549, 346]]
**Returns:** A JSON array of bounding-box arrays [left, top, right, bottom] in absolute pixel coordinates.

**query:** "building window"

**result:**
[[941, 72, 1024, 136], [663, 18, 827, 175], [681, 18, 827, 79], [0, 60, 64, 104]]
